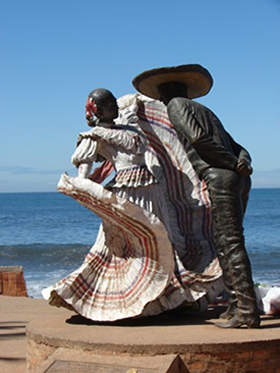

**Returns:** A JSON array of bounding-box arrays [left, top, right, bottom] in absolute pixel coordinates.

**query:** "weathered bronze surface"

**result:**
[[132, 65, 260, 329]]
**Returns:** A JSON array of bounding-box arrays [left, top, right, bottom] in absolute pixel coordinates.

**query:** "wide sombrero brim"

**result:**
[[132, 64, 213, 100]]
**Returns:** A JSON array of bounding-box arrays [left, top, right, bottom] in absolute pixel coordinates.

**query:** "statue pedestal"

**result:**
[[26, 307, 280, 373]]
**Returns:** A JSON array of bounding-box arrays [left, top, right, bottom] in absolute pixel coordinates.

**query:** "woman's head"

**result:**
[[86, 88, 119, 125]]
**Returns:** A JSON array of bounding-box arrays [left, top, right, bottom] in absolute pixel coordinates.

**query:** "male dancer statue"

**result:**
[[132, 64, 260, 328]]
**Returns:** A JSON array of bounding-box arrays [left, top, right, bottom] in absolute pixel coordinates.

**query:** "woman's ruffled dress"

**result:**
[[42, 95, 223, 321]]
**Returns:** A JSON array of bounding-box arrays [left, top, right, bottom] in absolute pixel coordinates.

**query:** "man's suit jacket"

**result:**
[[167, 97, 251, 178]]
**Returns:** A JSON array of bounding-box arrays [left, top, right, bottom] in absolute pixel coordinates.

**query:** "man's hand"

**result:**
[[236, 159, 253, 176]]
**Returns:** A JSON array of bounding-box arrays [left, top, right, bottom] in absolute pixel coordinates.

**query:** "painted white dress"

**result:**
[[72, 123, 172, 231], [42, 95, 223, 321]]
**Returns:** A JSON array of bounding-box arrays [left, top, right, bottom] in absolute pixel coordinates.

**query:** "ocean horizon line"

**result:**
[[1, 187, 280, 195]]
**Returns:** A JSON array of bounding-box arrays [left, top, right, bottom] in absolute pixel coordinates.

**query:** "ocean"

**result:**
[[0, 189, 279, 298]]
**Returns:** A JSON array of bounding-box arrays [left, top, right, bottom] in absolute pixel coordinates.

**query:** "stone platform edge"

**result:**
[[26, 311, 280, 373]]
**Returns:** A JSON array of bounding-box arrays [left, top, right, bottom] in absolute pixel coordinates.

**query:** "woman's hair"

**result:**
[[88, 88, 116, 107]]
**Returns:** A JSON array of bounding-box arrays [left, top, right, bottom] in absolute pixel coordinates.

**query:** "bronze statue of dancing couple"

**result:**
[[43, 64, 260, 329]]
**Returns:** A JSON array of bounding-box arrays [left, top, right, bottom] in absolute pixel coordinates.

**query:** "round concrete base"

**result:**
[[26, 306, 280, 373]]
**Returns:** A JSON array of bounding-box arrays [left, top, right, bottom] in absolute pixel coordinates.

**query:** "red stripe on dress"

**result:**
[[59, 187, 161, 305]]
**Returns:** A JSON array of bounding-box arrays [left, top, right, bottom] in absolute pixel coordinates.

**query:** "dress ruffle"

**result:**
[[107, 165, 157, 189], [43, 173, 174, 321], [77, 125, 145, 154]]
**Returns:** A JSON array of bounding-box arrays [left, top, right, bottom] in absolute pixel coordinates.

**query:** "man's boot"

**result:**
[[219, 295, 238, 320], [215, 253, 260, 328], [215, 312, 260, 328]]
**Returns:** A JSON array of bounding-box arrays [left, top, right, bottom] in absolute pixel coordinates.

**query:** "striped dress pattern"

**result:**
[[42, 95, 223, 321]]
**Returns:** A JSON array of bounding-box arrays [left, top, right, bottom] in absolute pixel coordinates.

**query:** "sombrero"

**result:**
[[132, 64, 213, 100]]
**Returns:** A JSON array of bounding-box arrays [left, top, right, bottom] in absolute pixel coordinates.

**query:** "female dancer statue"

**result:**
[[42, 88, 223, 321]]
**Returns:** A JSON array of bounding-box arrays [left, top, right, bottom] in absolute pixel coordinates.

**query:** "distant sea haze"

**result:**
[[1, 168, 280, 193], [252, 169, 280, 189], [0, 189, 279, 298]]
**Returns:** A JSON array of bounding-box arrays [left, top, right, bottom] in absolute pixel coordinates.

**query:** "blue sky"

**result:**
[[1, 0, 279, 192]]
